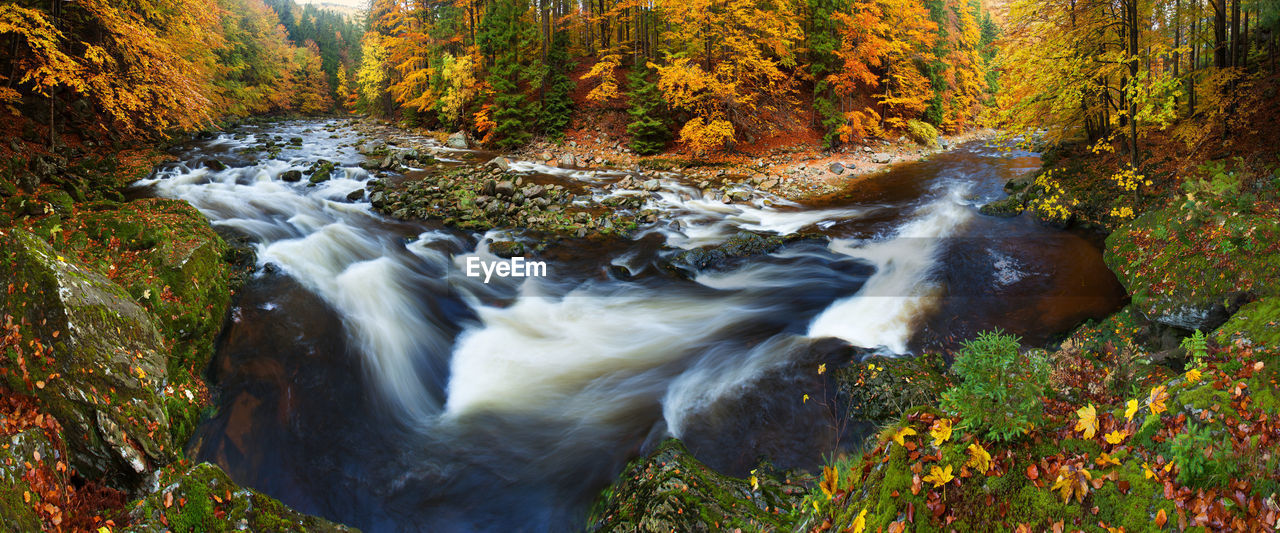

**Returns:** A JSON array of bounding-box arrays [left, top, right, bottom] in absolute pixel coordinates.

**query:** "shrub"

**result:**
[[905, 119, 940, 148], [940, 330, 1049, 442]]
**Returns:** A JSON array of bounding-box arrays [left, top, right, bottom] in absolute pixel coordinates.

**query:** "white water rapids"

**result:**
[[138, 121, 969, 431]]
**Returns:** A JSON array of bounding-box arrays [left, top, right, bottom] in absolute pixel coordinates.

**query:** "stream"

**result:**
[[134, 119, 1125, 532]]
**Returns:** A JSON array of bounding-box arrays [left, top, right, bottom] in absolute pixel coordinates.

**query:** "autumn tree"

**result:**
[[479, 0, 540, 149]]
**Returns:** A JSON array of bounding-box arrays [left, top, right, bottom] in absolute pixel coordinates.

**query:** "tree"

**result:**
[[540, 31, 574, 137], [625, 64, 671, 154], [479, 0, 539, 149]]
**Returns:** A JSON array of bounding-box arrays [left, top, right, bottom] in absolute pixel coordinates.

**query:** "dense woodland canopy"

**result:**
[[0, 0, 359, 143]]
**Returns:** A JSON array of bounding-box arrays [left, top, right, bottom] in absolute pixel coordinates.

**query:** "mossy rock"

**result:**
[[124, 463, 358, 533], [0, 230, 174, 488], [487, 240, 526, 258], [0, 429, 57, 532], [1213, 297, 1280, 348], [588, 439, 799, 532], [833, 352, 951, 424], [664, 232, 826, 277], [978, 194, 1026, 218], [1105, 203, 1280, 331]]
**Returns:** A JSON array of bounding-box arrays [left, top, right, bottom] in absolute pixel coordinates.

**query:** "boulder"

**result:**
[[487, 157, 511, 172], [446, 131, 471, 149], [641, 179, 661, 192], [124, 463, 358, 532], [494, 181, 516, 197], [978, 195, 1026, 218], [871, 153, 892, 164], [0, 429, 57, 531], [280, 170, 303, 182], [346, 189, 365, 202], [559, 153, 577, 168], [487, 241, 526, 258], [665, 232, 827, 276], [828, 162, 845, 174], [0, 230, 175, 488]]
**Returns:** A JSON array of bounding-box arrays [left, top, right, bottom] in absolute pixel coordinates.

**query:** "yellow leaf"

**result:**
[[750, 474, 759, 491], [891, 426, 917, 447], [1185, 368, 1202, 384], [1095, 452, 1120, 467], [1142, 462, 1156, 479], [802, 394, 810, 404], [965, 443, 992, 474], [929, 418, 952, 447], [1124, 399, 1139, 421], [851, 508, 868, 533], [817, 363, 826, 375], [1104, 430, 1127, 445], [1147, 386, 1169, 415], [1075, 404, 1098, 439], [820, 465, 838, 499], [922, 464, 954, 488]]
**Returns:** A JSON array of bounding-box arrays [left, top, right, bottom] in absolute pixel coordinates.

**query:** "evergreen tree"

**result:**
[[809, 0, 845, 148], [540, 31, 575, 138], [479, 0, 538, 150], [625, 65, 671, 155]]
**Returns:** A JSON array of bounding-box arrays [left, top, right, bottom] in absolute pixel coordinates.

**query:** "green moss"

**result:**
[[1214, 298, 1280, 348], [835, 353, 951, 424]]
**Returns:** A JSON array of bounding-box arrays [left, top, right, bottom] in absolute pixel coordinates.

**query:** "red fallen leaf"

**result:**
[[1051, 520, 1064, 533], [910, 462, 923, 474], [1118, 480, 1131, 494], [891, 489, 899, 498], [1025, 464, 1039, 480], [911, 474, 922, 495], [164, 492, 173, 508], [1155, 508, 1168, 527], [905, 502, 915, 523]]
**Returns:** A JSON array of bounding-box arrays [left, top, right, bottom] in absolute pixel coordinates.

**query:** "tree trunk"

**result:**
[[1214, 0, 1228, 69]]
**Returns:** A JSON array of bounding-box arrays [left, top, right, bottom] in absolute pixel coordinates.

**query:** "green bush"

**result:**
[[626, 65, 671, 155], [905, 119, 940, 148], [940, 330, 1049, 442]]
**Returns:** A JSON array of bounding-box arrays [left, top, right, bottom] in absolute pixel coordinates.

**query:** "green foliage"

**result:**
[[1180, 329, 1208, 366], [539, 31, 574, 138], [807, 0, 843, 148], [479, 0, 539, 150], [1182, 159, 1245, 199], [905, 119, 939, 147], [940, 330, 1049, 442], [1169, 423, 1232, 488], [625, 64, 671, 155]]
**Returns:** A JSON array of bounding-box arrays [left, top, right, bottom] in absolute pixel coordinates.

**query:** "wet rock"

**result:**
[[488, 240, 526, 258], [494, 181, 516, 197], [447, 131, 471, 149], [346, 189, 365, 202], [487, 157, 511, 172], [728, 191, 752, 202], [828, 162, 845, 174], [125, 463, 357, 532], [642, 179, 661, 191], [280, 170, 303, 182], [369, 191, 387, 208], [979, 194, 1025, 218], [204, 159, 227, 171], [0, 230, 175, 488], [665, 232, 826, 276], [539, 151, 553, 161], [587, 439, 799, 533], [559, 153, 577, 168]]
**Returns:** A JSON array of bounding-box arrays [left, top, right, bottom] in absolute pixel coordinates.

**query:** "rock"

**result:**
[[728, 191, 752, 202], [369, 191, 387, 208], [979, 195, 1026, 218], [522, 184, 545, 199], [494, 181, 516, 197], [487, 157, 511, 171], [309, 169, 331, 183], [665, 232, 827, 276], [642, 179, 661, 191], [0, 429, 57, 531], [834, 351, 950, 423], [559, 153, 577, 168], [586, 439, 798, 533], [0, 230, 175, 488], [125, 463, 358, 532], [828, 162, 845, 174], [862, 146, 873, 153], [871, 153, 892, 164], [761, 179, 778, 189], [539, 151, 553, 161], [280, 170, 303, 182], [487, 241, 526, 258], [346, 189, 365, 202], [203, 159, 227, 171], [446, 131, 471, 149]]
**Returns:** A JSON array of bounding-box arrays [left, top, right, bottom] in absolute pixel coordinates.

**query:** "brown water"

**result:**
[[134, 119, 1124, 532]]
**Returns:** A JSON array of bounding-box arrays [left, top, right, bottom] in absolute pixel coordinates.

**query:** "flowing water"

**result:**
[[134, 119, 1124, 532]]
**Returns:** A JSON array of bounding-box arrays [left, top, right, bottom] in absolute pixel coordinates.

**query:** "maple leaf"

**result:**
[[850, 508, 868, 533], [1184, 368, 1202, 383], [1050, 467, 1091, 504], [929, 418, 952, 447], [819, 465, 838, 499], [1075, 404, 1098, 439], [923, 464, 954, 488], [892, 426, 917, 447], [1124, 399, 1139, 421], [1147, 386, 1169, 415], [1104, 430, 1127, 445], [965, 443, 991, 474]]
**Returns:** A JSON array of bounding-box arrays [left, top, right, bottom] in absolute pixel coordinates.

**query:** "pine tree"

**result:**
[[540, 31, 574, 138], [809, 0, 846, 148], [479, 0, 538, 150], [625, 65, 671, 155]]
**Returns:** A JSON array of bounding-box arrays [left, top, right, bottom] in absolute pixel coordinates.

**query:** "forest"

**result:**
[[2, 0, 1280, 531]]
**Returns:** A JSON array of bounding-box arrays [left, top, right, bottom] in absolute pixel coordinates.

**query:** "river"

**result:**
[[133, 118, 1124, 532]]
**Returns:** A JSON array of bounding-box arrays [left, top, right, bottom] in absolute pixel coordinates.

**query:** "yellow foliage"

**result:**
[[965, 443, 992, 474], [1074, 404, 1098, 439], [923, 464, 954, 488], [581, 54, 623, 102], [1147, 385, 1169, 415], [678, 116, 735, 153], [929, 418, 952, 446], [891, 426, 917, 447]]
